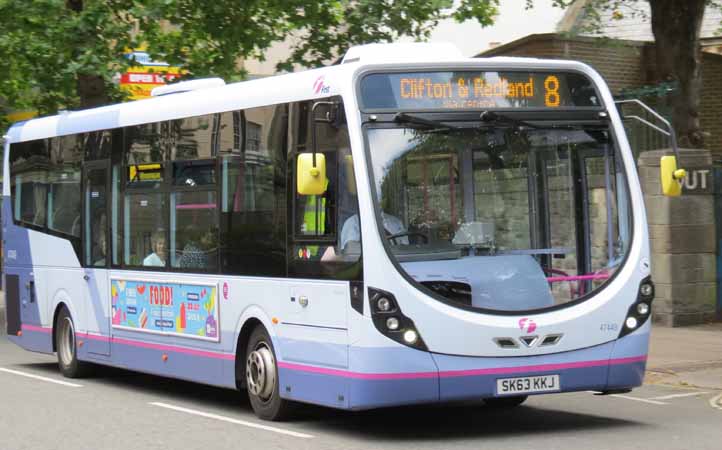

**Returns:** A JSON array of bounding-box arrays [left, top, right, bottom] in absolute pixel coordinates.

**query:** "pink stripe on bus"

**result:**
[[547, 274, 611, 283], [19, 326, 233, 361], [79, 333, 111, 343], [111, 337, 235, 360], [21, 324, 52, 334], [277, 362, 438, 380], [279, 355, 647, 380], [176, 203, 216, 210]]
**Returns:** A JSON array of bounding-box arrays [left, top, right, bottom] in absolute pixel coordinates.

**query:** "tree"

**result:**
[[546, 0, 718, 147], [0, 0, 501, 128]]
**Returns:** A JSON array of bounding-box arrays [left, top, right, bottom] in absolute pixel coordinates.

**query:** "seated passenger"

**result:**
[[143, 231, 167, 267], [178, 234, 208, 269]]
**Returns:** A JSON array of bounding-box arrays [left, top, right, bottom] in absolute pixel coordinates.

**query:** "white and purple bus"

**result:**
[[3, 43, 681, 420]]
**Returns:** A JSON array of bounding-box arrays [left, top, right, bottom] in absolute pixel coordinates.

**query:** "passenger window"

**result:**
[[171, 191, 218, 271], [111, 165, 121, 266], [124, 193, 167, 267], [48, 136, 82, 237], [84, 131, 113, 161], [170, 115, 219, 160], [85, 167, 108, 267], [173, 160, 216, 187], [219, 104, 287, 277], [10, 139, 50, 228], [217, 111, 244, 154], [125, 122, 169, 164]]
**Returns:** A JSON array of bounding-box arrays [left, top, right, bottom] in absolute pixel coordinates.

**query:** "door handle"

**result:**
[[83, 275, 90, 281], [298, 296, 309, 307], [26, 281, 35, 303]]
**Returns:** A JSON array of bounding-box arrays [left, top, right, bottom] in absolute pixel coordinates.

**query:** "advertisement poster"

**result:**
[[120, 49, 184, 100], [111, 278, 219, 341]]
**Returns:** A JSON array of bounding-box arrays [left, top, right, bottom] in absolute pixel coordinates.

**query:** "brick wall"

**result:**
[[699, 53, 722, 161], [482, 34, 646, 95], [481, 34, 722, 158]]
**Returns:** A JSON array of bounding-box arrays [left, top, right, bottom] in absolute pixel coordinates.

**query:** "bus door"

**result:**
[[82, 160, 111, 356], [528, 144, 583, 301], [577, 141, 626, 296]]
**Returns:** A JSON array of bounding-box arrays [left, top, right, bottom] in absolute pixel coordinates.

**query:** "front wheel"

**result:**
[[55, 307, 91, 378], [483, 395, 528, 408], [245, 326, 293, 421]]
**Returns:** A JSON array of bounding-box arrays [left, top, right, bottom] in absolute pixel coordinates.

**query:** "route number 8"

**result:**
[[544, 75, 560, 107]]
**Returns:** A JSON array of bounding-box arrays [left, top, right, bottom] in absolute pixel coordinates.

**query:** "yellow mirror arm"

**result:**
[[673, 168, 687, 180]]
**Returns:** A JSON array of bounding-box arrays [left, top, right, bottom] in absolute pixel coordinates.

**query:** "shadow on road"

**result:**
[[16, 361, 644, 440]]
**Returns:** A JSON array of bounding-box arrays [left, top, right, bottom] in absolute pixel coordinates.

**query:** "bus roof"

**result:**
[[4, 43, 597, 144]]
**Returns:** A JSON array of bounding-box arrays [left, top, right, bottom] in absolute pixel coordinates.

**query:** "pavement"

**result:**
[[646, 321, 722, 391]]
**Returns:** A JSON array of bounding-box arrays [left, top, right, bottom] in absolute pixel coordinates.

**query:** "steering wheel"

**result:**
[[386, 231, 429, 245]]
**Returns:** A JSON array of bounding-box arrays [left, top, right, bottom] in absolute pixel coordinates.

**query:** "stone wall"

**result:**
[[638, 149, 717, 326]]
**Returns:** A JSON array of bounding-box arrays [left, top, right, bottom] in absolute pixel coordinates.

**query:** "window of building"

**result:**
[[170, 115, 218, 160]]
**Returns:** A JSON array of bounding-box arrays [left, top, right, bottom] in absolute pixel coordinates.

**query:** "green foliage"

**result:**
[[0, 0, 501, 129]]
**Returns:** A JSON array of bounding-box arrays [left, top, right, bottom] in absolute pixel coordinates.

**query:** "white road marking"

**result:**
[[610, 394, 668, 405], [649, 392, 710, 401], [709, 393, 722, 411], [149, 402, 314, 439], [0, 367, 83, 388]]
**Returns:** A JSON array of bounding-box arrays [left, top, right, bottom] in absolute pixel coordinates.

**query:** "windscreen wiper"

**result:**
[[479, 111, 539, 129], [393, 112, 459, 130]]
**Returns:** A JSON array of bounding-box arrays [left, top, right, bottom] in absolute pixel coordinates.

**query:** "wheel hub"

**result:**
[[246, 343, 275, 401], [59, 317, 75, 366]]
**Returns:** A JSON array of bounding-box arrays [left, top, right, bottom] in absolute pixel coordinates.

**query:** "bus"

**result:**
[[3, 43, 684, 421]]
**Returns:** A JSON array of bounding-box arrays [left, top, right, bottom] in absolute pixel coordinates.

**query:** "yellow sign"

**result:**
[[120, 50, 185, 100], [399, 75, 560, 108]]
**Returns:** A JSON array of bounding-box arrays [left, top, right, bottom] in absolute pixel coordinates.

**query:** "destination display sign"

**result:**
[[360, 71, 600, 110]]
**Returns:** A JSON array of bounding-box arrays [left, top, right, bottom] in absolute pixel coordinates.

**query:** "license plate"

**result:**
[[496, 374, 560, 395]]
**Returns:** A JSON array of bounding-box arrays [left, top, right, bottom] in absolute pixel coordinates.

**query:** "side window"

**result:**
[[85, 166, 108, 267], [171, 160, 218, 272], [170, 115, 219, 160], [220, 105, 287, 276], [124, 192, 167, 267], [123, 123, 168, 268], [126, 122, 168, 165], [111, 164, 121, 266], [48, 136, 82, 237], [288, 99, 362, 280], [10, 139, 50, 228]]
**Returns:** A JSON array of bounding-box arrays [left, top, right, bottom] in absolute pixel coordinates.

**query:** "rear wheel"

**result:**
[[483, 395, 528, 408], [55, 307, 91, 378], [245, 326, 293, 421]]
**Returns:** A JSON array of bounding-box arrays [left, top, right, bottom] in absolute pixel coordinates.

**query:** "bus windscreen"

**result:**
[[359, 71, 600, 111]]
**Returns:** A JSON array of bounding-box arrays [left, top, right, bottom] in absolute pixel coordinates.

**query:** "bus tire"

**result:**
[[55, 306, 91, 378], [483, 395, 528, 408], [245, 326, 293, 421]]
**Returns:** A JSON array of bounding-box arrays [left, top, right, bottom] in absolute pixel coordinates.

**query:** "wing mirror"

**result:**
[[660, 155, 687, 197], [296, 153, 327, 195]]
